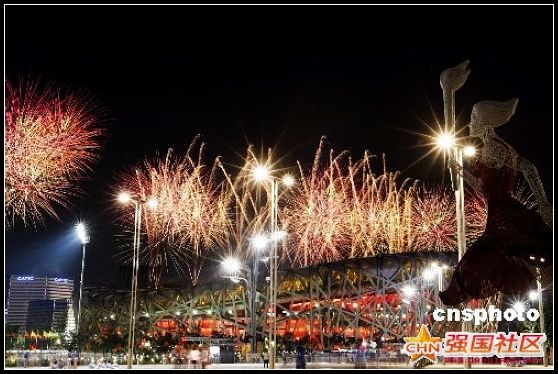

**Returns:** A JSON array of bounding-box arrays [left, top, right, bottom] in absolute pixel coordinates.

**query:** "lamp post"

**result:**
[[439, 60, 474, 369], [270, 178, 278, 369], [117, 192, 157, 369], [221, 256, 256, 352], [249, 234, 272, 355], [436, 134, 477, 368], [402, 285, 417, 336], [252, 166, 294, 369], [529, 272, 547, 366], [423, 262, 449, 309], [537, 279, 547, 367], [75, 223, 90, 339]]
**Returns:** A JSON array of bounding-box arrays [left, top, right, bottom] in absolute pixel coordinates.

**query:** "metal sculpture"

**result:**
[[468, 99, 552, 227], [439, 61, 553, 306]]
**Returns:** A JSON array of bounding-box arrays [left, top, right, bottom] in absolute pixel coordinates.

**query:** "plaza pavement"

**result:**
[[6, 363, 553, 370]]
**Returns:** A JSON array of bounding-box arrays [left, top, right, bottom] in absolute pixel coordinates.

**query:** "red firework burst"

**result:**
[[411, 187, 487, 251], [5, 78, 103, 227]]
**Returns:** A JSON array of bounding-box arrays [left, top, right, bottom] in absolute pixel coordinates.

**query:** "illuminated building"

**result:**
[[7, 275, 75, 332]]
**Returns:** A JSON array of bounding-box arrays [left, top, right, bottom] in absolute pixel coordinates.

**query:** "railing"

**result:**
[[283, 352, 410, 367], [275, 352, 544, 367], [5, 350, 546, 367]]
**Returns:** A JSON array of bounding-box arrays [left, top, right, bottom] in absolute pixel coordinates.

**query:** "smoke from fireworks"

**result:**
[[5, 79, 103, 228]]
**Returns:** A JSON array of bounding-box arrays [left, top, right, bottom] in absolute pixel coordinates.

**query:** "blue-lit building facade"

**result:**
[[6, 275, 75, 333]]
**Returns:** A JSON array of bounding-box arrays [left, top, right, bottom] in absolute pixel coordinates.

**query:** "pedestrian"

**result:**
[[188, 344, 201, 369], [354, 341, 367, 369], [23, 351, 29, 368], [201, 346, 210, 369], [295, 345, 306, 369], [72, 351, 78, 368], [262, 350, 270, 368]]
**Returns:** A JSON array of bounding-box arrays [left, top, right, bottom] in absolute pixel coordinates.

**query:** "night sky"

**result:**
[[5, 6, 553, 290]]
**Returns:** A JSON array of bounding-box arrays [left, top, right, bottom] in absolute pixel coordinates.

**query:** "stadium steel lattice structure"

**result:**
[[79, 251, 500, 354]]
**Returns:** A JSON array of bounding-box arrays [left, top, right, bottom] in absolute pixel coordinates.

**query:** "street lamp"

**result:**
[[423, 262, 448, 308], [439, 60, 477, 369], [401, 285, 418, 336], [252, 234, 269, 251], [221, 256, 257, 352], [281, 174, 296, 188], [253, 165, 271, 182], [251, 164, 294, 369], [75, 223, 90, 338], [270, 230, 287, 241], [248, 230, 288, 367], [222, 256, 243, 274], [512, 301, 526, 313], [463, 146, 476, 158], [117, 191, 157, 369], [436, 133, 455, 151], [248, 231, 272, 354], [402, 285, 417, 298], [531, 277, 547, 366]]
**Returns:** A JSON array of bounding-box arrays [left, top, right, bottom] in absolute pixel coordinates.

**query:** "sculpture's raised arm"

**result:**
[[447, 156, 481, 191]]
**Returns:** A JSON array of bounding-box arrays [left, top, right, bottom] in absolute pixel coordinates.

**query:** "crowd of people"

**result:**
[[171, 344, 212, 369]]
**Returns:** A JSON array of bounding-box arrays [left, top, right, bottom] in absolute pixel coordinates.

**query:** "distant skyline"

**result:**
[[5, 5, 553, 288]]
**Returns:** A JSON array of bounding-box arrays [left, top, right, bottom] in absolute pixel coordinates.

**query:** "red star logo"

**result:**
[[403, 325, 442, 364]]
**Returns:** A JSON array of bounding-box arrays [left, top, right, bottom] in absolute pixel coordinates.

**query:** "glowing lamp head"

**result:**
[[222, 257, 242, 274], [252, 234, 269, 250], [528, 291, 539, 301], [402, 285, 416, 298], [423, 268, 435, 281], [512, 302, 526, 313], [118, 192, 131, 204], [282, 174, 295, 187], [76, 223, 90, 244], [463, 146, 477, 157], [253, 165, 270, 182], [436, 133, 455, 150], [271, 230, 287, 241], [146, 198, 158, 210]]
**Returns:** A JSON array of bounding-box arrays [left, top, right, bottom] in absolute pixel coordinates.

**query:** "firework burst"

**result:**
[[280, 137, 419, 267], [280, 138, 488, 268], [216, 145, 283, 263], [411, 187, 487, 251], [116, 136, 491, 282], [115, 136, 234, 287], [5, 78, 103, 228], [411, 187, 459, 251], [280, 139, 355, 266]]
